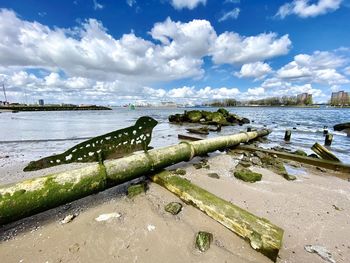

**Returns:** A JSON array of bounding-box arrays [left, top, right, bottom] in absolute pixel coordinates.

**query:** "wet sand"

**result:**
[[0, 153, 350, 263]]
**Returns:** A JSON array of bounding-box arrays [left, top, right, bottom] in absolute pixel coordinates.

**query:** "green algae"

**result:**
[[195, 231, 213, 252], [127, 182, 148, 199], [164, 202, 182, 215], [234, 168, 262, 182]]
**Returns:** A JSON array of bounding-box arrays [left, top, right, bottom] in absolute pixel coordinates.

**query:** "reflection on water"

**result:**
[[0, 107, 349, 163]]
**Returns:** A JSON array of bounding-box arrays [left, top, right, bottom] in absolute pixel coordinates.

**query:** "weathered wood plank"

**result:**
[[151, 171, 284, 262]]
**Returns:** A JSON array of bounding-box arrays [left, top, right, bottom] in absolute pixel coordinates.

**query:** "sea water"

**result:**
[[0, 107, 349, 164]]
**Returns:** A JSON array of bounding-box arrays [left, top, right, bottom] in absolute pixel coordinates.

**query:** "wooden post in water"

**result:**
[[323, 126, 328, 135], [325, 134, 333, 146], [247, 126, 252, 132], [284, 129, 291, 142]]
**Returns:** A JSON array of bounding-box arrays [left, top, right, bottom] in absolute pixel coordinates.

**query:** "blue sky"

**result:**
[[0, 0, 349, 105]]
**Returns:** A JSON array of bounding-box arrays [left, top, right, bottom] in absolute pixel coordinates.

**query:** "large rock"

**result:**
[[211, 112, 226, 124], [234, 168, 262, 182], [186, 110, 202, 122], [201, 111, 213, 121]]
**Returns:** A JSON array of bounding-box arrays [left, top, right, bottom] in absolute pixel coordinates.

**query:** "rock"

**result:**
[[169, 114, 185, 123], [254, 151, 266, 159], [234, 168, 262, 183], [260, 155, 296, 181], [211, 112, 227, 124], [165, 202, 182, 215], [127, 182, 147, 198], [193, 159, 210, 169], [293, 149, 308, 156], [187, 110, 202, 122], [195, 231, 213, 252], [251, 156, 262, 166], [304, 245, 335, 263], [60, 214, 76, 224], [173, 168, 186, 175], [316, 167, 327, 173], [237, 160, 251, 168], [202, 111, 213, 121], [334, 122, 350, 136], [95, 212, 121, 222], [193, 163, 203, 169], [207, 173, 220, 179], [217, 108, 230, 117]]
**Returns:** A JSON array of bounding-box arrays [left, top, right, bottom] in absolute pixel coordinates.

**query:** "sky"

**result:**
[[0, 0, 350, 105]]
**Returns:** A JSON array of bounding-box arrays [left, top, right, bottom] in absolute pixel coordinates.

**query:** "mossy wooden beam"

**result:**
[[311, 142, 341, 162], [151, 171, 283, 261], [234, 145, 350, 173], [0, 129, 269, 225]]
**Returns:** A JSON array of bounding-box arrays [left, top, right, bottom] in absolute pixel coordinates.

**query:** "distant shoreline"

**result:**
[[0, 105, 112, 112]]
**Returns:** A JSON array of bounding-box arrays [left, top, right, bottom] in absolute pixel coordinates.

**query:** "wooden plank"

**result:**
[[151, 171, 283, 262], [178, 134, 203, 141], [234, 145, 350, 174]]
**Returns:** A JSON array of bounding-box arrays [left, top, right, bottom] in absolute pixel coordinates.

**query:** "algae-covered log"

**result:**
[[0, 129, 269, 225], [151, 171, 283, 261], [311, 142, 341, 162]]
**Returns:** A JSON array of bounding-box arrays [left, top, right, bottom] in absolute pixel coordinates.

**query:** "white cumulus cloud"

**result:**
[[235, 62, 272, 80], [211, 32, 291, 65], [276, 0, 342, 19], [170, 0, 206, 10]]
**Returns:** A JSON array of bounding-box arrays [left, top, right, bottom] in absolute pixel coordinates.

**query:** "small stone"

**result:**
[[95, 212, 121, 222], [316, 167, 327, 173], [309, 153, 319, 159], [250, 156, 262, 166], [254, 151, 266, 159], [173, 168, 186, 175], [233, 168, 262, 183], [147, 224, 156, 232], [304, 245, 335, 263], [165, 202, 182, 215], [127, 182, 147, 198], [193, 163, 203, 169], [60, 214, 76, 224], [207, 173, 220, 179], [195, 231, 213, 252]]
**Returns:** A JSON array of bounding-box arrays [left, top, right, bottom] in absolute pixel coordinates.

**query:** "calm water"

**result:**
[[0, 107, 349, 164]]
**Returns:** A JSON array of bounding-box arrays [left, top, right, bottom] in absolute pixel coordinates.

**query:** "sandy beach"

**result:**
[[1, 151, 349, 263]]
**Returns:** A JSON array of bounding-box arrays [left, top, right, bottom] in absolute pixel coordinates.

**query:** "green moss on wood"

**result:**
[[234, 168, 262, 182], [151, 171, 283, 261]]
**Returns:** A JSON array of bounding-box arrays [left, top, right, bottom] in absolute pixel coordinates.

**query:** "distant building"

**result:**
[[331, 91, 349, 106], [38, 99, 44, 106], [297, 93, 312, 105]]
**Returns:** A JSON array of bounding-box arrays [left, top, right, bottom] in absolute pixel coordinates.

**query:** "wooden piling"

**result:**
[[284, 130, 291, 141], [325, 134, 333, 146]]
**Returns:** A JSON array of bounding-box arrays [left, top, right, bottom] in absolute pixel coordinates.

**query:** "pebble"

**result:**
[[95, 212, 121, 222]]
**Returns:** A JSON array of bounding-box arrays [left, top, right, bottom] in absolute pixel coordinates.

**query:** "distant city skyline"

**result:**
[[0, 1, 350, 105]]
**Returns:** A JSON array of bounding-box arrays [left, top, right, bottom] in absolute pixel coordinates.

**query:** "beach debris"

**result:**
[[0, 129, 270, 225], [333, 122, 350, 136], [234, 168, 262, 183], [207, 172, 220, 179], [251, 156, 263, 166], [304, 245, 336, 263], [193, 159, 210, 170], [95, 212, 121, 222], [147, 224, 156, 232], [164, 202, 183, 215], [60, 214, 76, 224], [23, 116, 158, 171], [173, 168, 186, 175], [332, 204, 342, 211], [151, 171, 284, 261], [195, 231, 213, 252], [127, 182, 148, 198], [311, 142, 341, 162], [234, 145, 350, 173], [169, 108, 250, 126], [186, 126, 209, 135]]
